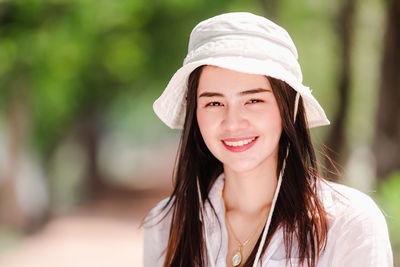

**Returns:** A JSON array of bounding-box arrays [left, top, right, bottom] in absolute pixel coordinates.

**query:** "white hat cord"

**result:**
[[197, 177, 217, 267], [197, 93, 300, 266]]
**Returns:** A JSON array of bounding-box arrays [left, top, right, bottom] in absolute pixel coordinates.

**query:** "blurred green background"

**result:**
[[0, 0, 399, 266]]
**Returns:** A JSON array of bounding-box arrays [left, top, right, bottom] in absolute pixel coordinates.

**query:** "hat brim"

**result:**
[[154, 56, 329, 129]]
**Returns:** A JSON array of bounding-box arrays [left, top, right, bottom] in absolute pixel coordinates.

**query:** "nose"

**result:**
[[221, 106, 249, 132]]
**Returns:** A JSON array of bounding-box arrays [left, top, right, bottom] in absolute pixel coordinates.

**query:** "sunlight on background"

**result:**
[[0, 0, 399, 266]]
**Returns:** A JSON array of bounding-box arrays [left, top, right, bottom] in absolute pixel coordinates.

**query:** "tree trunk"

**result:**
[[374, 0, 400, 180], [259, 0, 278, 20], [324, 0, 356, 181], [80, 116, 105, 200], [0, 89, 26, 230]]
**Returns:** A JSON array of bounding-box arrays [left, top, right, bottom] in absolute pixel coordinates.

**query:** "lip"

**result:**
[[221, 136, 258, 152]]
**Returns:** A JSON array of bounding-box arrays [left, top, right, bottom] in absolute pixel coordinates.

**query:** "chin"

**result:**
[[220, 151, 279, 175], [223, 161, 263, 174]]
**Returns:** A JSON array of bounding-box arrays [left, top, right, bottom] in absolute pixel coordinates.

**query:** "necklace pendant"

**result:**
[[232, 250, 242, 266]]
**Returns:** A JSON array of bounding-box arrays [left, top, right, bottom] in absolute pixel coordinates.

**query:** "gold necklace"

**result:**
[[223, 189, 269, 267]]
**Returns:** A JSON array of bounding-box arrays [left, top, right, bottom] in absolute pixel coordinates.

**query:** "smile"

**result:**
[[221, 136, 258, 152]]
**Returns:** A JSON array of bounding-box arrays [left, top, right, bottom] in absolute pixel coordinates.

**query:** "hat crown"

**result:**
[[184, 12, 302, 83], [153, 12, 330, 129], [188, 12, 298, 60]]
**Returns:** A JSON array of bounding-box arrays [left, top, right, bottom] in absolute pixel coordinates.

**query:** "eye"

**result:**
[[247, 99, 264, 104], [205, 101, 223, 107]]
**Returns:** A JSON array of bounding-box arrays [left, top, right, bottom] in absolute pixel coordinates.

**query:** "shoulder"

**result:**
[[143, 198, 173, 266], [144, 197, 174, 236], [317, 180, 392, 241], [318, 180, 384, 222], [317, 181, 393, 266]]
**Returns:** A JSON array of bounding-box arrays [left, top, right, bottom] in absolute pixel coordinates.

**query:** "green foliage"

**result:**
[[375, 171, 400, 263], [1, 0, 351, 154], [0, 0, 233, 154]]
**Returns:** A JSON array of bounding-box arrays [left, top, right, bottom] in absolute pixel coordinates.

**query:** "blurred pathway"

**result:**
[[0, 188, 170, 267]]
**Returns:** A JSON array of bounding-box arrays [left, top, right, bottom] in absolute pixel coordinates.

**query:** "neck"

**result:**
[[223, 164, 278, 215]]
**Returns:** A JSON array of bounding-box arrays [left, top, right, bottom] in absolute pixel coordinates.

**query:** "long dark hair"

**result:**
[[161, 65, 328, 267]]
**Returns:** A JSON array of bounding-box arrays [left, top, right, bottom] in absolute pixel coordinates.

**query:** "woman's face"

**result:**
[[196, 66, 282, 174]]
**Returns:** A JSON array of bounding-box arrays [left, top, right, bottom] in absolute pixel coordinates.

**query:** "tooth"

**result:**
[[224, 137, 257, 147]]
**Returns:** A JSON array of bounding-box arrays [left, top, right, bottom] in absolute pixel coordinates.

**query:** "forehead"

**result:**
[[197, 66, 271, 94]]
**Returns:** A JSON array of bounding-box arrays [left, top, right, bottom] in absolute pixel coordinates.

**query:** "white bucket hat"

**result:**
[[153, 12, 329, 129]]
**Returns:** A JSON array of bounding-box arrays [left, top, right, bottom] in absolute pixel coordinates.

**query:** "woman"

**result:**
[[144, 12, 393, 267]]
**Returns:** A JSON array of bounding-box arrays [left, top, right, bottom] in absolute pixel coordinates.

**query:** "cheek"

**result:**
[[196, 109, 212, 138], [196, 109, 221, 148], [256, 108, 282, 135]]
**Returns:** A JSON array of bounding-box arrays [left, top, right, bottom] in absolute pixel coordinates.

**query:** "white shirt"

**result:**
[[143, 174, 393, 266]]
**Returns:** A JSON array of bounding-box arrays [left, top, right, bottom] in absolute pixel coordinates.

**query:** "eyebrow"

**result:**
[[198, 88, 271, 98], [240, 88, 271, 95]]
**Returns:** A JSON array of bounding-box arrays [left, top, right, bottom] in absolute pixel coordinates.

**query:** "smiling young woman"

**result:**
[[143, 12, 393, 267]]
